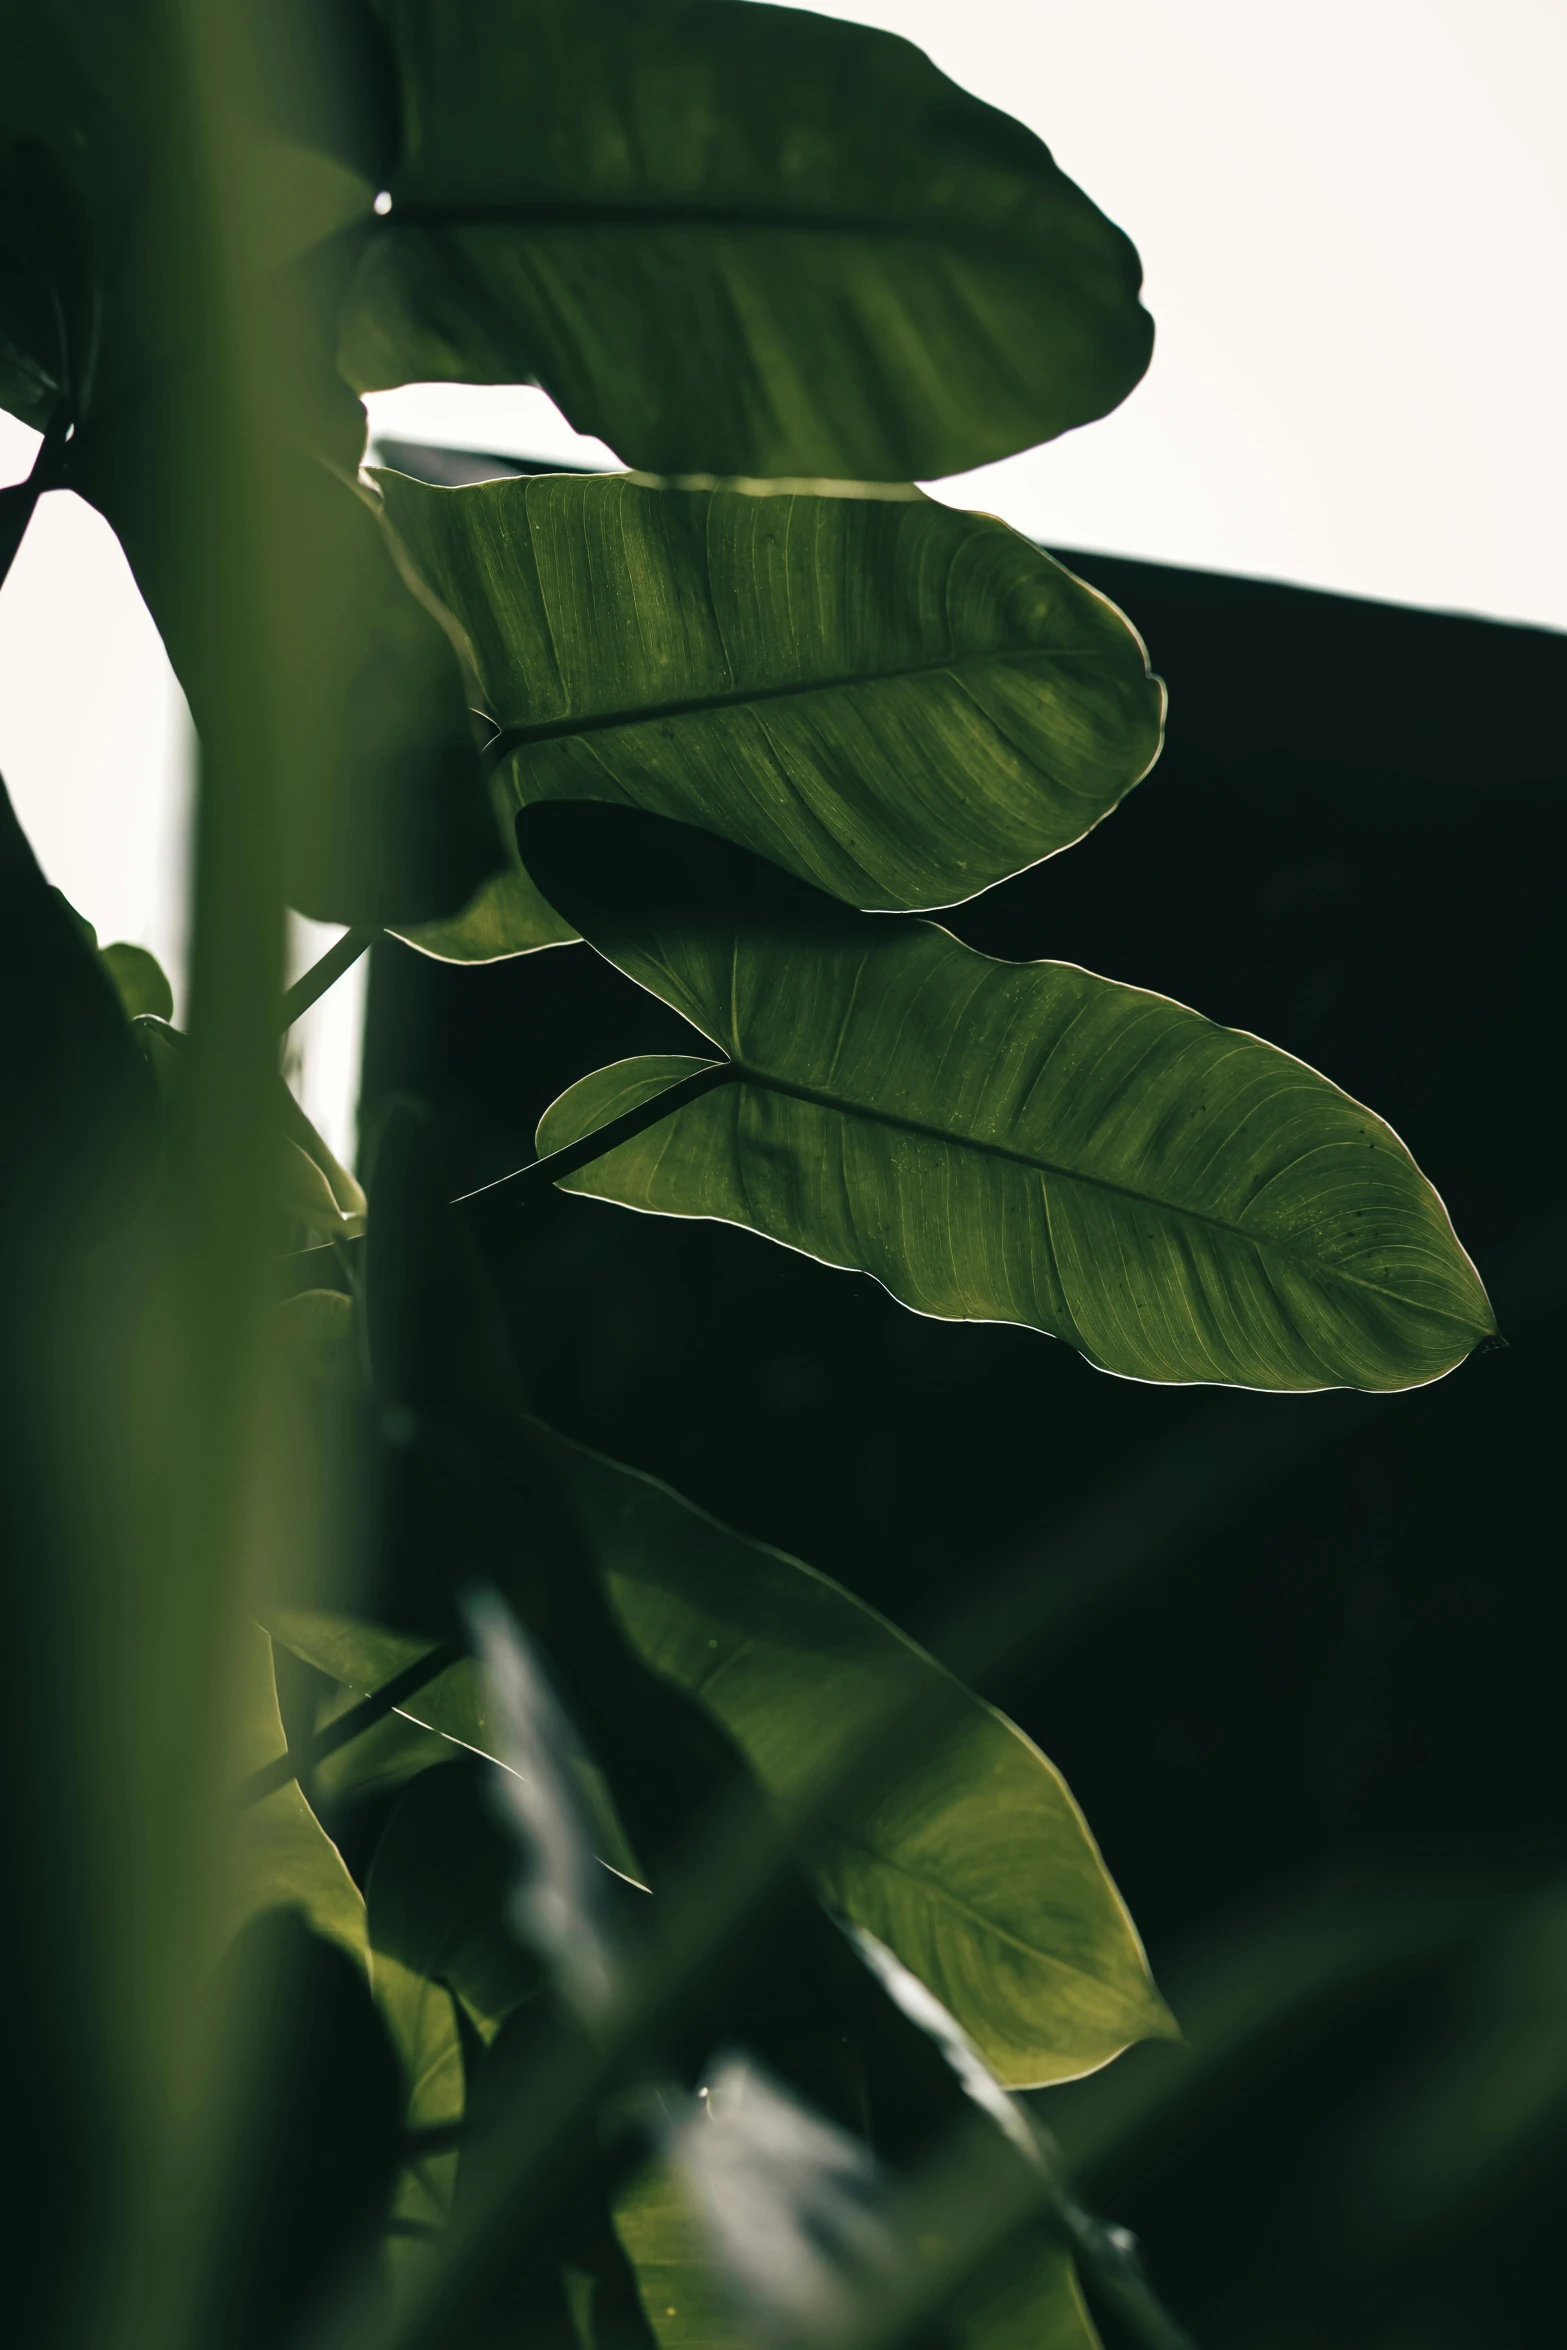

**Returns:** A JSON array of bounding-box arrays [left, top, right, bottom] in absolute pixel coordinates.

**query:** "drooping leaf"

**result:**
[[375, 469, 1162, 952], [231, 1622, 368, 1974], [270, 1416, 1173, 2088], [524, 805, 1495, 1393], [98, 940, 174, 1022], [341, 0, 1153, 482]]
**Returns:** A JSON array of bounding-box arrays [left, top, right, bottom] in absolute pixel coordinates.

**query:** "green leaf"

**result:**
[[524, 805, 1495, 1393], [962, 2233, 1104, 2350], [366, 1763, 543, 2247], [611, 2160, 1101, 2350], [375, 471, 1162, 943], [77, 392, 502, 934], [98, 941, 173, 1022], [368, 1761, 542, 2052], [232, 1623, 368, 1975], [270, 1419, 1174, 2088], [394, 826, 577, 964], [133, 1017, 369, 1237], [202, 1911, 405, 2350], [341, 0, 1153, 481]]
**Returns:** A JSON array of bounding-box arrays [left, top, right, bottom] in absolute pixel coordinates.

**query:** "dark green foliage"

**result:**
[[191, 1911, 405, 2350], [0, 6, 1517, 2350], [344, 0, 1153, 480], [522, 802, 1492, 1391], [376, 467, 1163, 953]]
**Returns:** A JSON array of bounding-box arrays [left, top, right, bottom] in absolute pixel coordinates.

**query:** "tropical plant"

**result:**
[[0, 5, 1492, 2349]]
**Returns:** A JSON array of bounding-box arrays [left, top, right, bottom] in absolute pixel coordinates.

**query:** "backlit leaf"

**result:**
[[270, 1417, 1173, 2088], [376, 469, 1161, 953], [342, 0, 1152, 481], [525, 805, 1494, 1393]]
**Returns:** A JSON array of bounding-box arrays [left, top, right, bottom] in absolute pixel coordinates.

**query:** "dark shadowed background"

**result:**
[[363, 469, 1565, 2349]]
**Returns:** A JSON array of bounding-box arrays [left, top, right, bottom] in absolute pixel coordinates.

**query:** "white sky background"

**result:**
[[2, 0, 1561, 1160]]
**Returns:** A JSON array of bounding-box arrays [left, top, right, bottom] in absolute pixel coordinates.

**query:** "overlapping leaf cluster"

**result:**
[[0, 5, 1492, 2349]]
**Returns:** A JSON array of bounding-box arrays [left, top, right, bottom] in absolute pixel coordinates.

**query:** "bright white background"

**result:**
[[3, 0, 1561, 1158]]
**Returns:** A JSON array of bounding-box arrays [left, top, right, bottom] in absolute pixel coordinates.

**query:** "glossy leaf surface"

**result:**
[[526, 806, 1494, 1392], [342, 0, 1153, 480], [376, 469, 1162, 950], [271, 1417, 1172, 2087]]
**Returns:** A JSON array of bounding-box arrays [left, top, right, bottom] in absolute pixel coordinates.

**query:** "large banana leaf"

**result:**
[[269, 1419, 1173, 2088], [523, 804, 1494, 1393], [377, 469, 1162, 960], [341, 0, 1152, 481]]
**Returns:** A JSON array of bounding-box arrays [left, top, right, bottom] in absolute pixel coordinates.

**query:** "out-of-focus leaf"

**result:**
[[0, 770, 158, 2336], [99, 940, 173, 1021], [312, 1693, 452, 1806], [367, 1759, 543, 2049], [467, 1587, 623, 2020], [375, 470, 1162, 943], [270, 1417, 1173, 2087], [279, 1135, 366, 1238], [0, 134, 95, 429], [366, 1761, 543, 2250], [132, 1015, 368, 1236], [232, 1622, 368, 1974], [844, 1924, 1040, 2163], [961, 2233, 1103, 2350], [526, 805, 1494, 1393], [270, 1287, 364, 1395], [115, 451, 503, 929], [616, 2082, 1100, 2350], [195, 1908, 404, 2350], [42, 896, 175, 1024], [1342, 1882, 1567, 2257], [666, 2055, 897, 2339], [5, 7, 502, 929], [341, 0, 1152, 482]]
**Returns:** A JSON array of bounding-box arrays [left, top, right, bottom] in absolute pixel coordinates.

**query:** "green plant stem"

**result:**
[[1048, 2185, 1200, 2350], [280, 926, 381, 1029], [277, 1058, 738, 1298]]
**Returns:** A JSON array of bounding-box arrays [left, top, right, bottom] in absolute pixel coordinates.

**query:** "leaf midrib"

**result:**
[[380, 201, 1053, 267], [487, 644, 1096, 764], [835, 1834, 1157, 2027], [719, 1062, 1483, 1335]]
